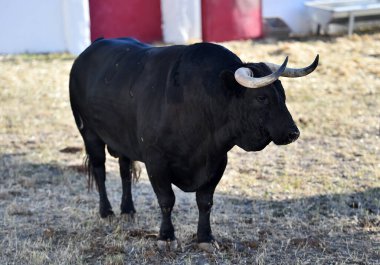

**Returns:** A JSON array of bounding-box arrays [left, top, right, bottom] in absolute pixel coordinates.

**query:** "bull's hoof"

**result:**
[[120, 204, 136, 215], [121, 212, 135, 222], [157, 238, 181, 252], [99, 209, 114, 219], [198, 241, 220, 253]]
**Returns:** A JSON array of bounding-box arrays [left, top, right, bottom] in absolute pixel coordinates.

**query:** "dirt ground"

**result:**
[[0, 32, 379, 264]]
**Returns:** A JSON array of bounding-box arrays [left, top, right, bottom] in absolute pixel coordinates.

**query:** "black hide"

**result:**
[[69, 37, 300, 244]]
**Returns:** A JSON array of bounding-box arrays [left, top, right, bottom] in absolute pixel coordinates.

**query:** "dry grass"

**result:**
[[1, 32, 379, 264]]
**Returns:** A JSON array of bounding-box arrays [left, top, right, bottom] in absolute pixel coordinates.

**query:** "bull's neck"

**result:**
[[207, 99, 238, 155]]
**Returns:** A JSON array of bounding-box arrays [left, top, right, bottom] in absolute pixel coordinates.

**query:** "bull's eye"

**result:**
[[256, 96, 268, 104]]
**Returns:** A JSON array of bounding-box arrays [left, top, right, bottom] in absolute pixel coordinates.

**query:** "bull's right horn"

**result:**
[[234, 57, 288, 89], [265, 55, 319, 78]]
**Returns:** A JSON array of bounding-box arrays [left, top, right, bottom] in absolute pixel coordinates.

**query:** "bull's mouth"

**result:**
[[256, 127, 272, 150], [259, 125, 270, 139], [237, 124, 300, 151], [272, 129, 300, 145], [244, 126, 271, 151], [235, 125, 272, 152]]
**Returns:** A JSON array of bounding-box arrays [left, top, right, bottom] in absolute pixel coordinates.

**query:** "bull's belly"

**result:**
[[170, 165, 210, 192]]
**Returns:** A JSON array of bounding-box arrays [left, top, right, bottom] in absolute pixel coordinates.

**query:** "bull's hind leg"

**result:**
[[119, 156, 136, 216], [84, 132, 114, 218]]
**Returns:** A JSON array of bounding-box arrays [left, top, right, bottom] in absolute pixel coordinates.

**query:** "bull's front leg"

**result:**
[[154, 181, 178, 251], [145, 159, 178, 251], [157, 188, 176, 241], [196, 155, 227, 252], [196, 188, 219, 252]]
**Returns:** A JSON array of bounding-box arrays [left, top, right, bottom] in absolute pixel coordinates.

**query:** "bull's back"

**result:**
[[70, 37, 149, 97]]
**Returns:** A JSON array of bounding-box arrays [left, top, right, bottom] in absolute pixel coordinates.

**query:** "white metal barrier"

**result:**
[[305, 0, 380, 35]]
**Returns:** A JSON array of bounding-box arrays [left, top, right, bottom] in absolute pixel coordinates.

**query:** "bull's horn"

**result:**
[[234, 57, 288, 88], [265, 55, 319, 78]]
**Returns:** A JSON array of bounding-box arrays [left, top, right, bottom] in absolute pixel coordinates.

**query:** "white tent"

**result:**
[[0, 0, 90, 55]]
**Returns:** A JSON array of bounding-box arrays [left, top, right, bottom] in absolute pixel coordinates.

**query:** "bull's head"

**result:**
[[225, 55, 319, 151]]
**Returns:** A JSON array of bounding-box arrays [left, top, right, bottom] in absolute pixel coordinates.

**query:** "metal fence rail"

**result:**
[[305, 0, 380, 35]]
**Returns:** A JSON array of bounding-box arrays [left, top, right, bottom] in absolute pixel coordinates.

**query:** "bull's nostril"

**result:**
[[288, 130, 300, 141]]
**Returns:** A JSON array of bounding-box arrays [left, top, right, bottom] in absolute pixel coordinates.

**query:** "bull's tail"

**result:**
[[130, 161, 141, 183], [84, 155, 141, 191], [84, 155, 95, 191]]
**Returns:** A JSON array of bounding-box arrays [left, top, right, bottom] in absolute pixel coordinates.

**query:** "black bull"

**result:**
[[69, 38, 318, 250]]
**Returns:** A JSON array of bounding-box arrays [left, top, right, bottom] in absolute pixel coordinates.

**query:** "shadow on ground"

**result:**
[[1, 152, 379, 264]]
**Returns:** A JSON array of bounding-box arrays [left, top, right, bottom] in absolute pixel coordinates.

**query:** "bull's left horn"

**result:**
[[265, 55, 319, 78], [234, 57, 288, 88]]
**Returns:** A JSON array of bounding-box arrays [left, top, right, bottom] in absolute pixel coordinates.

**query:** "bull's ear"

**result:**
[[220, 70, 245, 96]]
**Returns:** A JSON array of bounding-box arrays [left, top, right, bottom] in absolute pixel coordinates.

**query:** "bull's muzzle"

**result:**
[[287, 129, 300, 143], [273, 127, 300, 145]]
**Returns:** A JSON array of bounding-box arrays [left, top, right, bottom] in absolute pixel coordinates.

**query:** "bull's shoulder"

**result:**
[[186, 42, 230, 54], [182, 42, 241, 67]]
